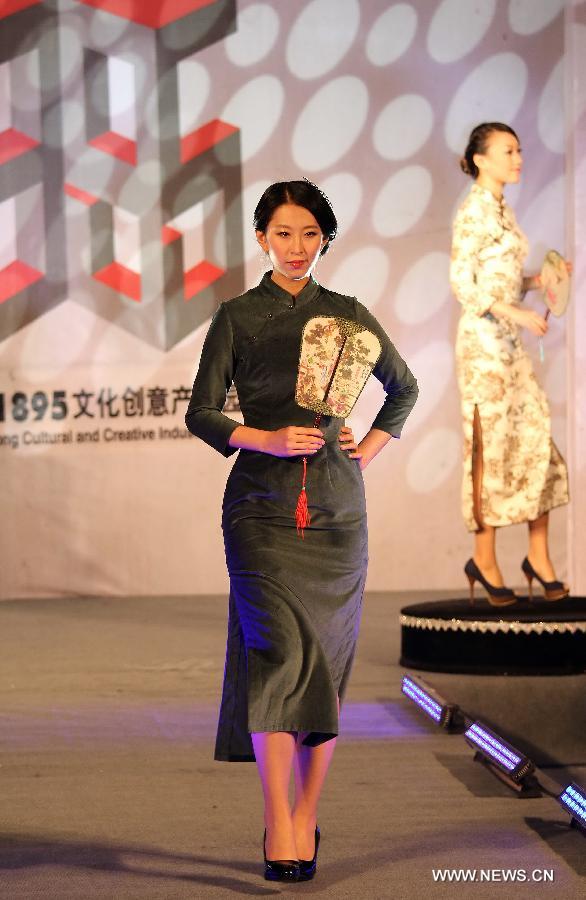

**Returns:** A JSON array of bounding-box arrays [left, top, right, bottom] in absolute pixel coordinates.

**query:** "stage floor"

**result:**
[[1, 591, 584, 899]]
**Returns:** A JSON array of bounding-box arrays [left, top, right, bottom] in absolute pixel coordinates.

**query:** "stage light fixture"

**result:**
[[464, 721, 540, 796], [401, 673, 464, 731], [557, 783, 586, 833]]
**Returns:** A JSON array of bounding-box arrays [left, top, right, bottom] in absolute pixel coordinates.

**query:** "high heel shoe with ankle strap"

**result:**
[[263, 831, 300, 882], [521, 557, 569, 602], [298, 826, 320, 882], [464, 559, 518, 607]]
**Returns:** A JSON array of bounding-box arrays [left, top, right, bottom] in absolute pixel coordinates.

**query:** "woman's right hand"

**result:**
[[261, 426, 325, 458], [514, 308, 549, 336]]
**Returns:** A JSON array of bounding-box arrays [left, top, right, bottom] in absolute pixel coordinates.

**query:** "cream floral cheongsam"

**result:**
[[450, 183, 568, 532]]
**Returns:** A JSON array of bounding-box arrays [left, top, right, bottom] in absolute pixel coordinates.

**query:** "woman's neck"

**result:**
[[475, 174, 504, 201], [270, 270, 310, 296]]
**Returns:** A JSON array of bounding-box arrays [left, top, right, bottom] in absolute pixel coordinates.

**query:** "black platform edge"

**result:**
[[400, 596, 586, 676]]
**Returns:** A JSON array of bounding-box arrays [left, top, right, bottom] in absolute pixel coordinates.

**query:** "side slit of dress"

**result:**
[[472, 404, 485, 531]]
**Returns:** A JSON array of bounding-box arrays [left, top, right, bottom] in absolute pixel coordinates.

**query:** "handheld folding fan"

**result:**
[[538, 249, 570, 362], [293, 316, 382, 536], [540, 249, 570, 319]]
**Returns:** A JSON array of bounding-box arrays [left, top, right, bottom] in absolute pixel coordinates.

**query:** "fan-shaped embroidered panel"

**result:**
[[296, 316, 382, 418]]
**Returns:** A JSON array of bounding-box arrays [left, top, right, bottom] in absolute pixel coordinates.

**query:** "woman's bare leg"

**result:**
[[251, 731, 297, 860], [474, 525, 505, 586], [471, 405, 504, 586], [292, 697, 339, 860], [527, 512, 561, 582], [292, 736, 336, 859]]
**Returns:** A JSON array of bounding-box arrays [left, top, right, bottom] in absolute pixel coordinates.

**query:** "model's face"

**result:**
[[474, 130, 522, 187], [256, 203, 328, 291]]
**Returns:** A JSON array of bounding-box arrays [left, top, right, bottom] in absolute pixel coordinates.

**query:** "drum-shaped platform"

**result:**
[[400, 596, 586, 675]]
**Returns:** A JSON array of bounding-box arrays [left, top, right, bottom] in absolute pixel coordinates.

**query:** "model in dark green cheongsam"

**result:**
[[185, 181, 417, 882]]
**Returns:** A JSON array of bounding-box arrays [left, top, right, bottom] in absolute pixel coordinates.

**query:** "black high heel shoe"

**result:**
[[521, 557, 569, 602], [298, 826, 320, 882], [464, 559, 517, 607], [263, 830, 300, 882]]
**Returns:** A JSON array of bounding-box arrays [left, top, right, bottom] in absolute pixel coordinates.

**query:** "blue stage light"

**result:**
[[558, 783, 586, 833], [464, 720, 538, 794], [401, 674, 464, 731], [465, 723, 523, 772]]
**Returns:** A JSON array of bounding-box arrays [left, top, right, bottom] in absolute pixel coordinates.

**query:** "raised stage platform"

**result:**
[[400, 596, 586, 675], [1, 591, 585, 898]]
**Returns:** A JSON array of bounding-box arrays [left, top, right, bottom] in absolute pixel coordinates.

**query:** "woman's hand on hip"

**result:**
[[338, 424, 363, 461], [356, 428, 393, 470], [261, 426, 325, 457]]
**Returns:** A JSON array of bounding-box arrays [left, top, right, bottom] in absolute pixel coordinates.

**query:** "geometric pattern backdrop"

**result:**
[[1, 0, 243, 348], [0, 0, 575, 599]]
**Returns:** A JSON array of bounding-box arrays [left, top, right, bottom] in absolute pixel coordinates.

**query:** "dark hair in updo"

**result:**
[[460, 122, 520, 178], [253, 179, 337, 256]]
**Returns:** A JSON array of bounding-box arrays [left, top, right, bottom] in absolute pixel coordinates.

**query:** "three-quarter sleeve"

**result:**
[[185, 303, 241, 457], [354, 301, 418, 438], [450, 205, 502, 317]]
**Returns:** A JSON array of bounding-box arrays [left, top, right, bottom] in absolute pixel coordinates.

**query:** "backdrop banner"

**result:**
[[0, 0, 569, 599]]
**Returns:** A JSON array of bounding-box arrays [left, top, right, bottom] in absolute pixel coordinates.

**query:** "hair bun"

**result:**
[[461, 122, 519, 180]]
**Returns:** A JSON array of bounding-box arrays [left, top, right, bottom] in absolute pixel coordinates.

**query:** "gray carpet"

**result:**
[[1, 592, 584, 899]]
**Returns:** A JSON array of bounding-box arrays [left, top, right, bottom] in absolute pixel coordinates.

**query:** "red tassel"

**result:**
[[295, 456, 311, 538]]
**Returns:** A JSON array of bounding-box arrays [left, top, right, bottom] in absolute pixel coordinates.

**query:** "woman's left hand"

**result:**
[[338, 425, 363, 461]]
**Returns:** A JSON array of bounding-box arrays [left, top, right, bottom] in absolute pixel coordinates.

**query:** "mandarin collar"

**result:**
[[258, 271, 321, 307], [471, 182, 507, 209]]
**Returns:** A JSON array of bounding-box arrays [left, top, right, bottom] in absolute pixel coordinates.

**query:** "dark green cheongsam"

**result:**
[[186, 273, 418, 761]]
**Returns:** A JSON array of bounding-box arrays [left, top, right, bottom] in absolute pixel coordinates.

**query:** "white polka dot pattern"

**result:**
[[328, 246, 390, 309], [287, 0, 360, 79], [373, 94, 433, 161], [292, 76, 368, 170], [427, 0, 496, 63], [365, 4, 418, 67], [372, 166, 432, 237], [319, 172, 363, 233], [225, 3, 279, 66], [222, 75, 284, 162], [444, 52, 528, 152], [508, 0, 565, 36], [394, 252, 451, 324]]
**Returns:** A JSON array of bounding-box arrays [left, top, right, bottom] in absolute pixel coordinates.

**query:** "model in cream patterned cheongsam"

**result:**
[[450, 182, 569, 533]]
